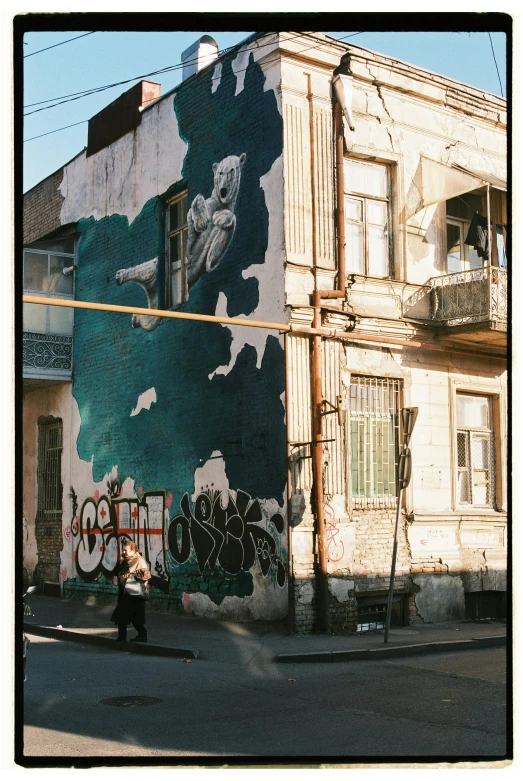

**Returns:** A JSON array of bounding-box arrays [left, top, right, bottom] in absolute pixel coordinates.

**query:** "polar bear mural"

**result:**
[[187, 152, 246, 288], [115, 153, 246, 331]]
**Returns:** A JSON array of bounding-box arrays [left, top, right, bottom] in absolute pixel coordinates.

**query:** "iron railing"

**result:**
[[403, 267, 507, 327]]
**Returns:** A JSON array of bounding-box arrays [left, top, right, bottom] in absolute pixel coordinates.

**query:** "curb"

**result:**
[[274, 635, 506, 663], [24, 623, 199, 659]]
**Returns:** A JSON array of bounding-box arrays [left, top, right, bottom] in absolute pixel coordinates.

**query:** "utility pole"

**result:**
[[384, 407, 418, 644]]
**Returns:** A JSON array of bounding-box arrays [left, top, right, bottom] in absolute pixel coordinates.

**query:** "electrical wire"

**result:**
[[23, 32, 303, 115], [24, 119, 89, 142], [23, 31, 364, 142], [23, 30, 359, 116], [24, 31, 95, 59], [487, 32, 504, 97]]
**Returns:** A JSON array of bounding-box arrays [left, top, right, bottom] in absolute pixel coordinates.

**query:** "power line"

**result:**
[[22, 31, 329, 117], [23, 32, 364, 142], [24, 119, 89, 142], [23, 33, 288, 114], [487, 32, 504, 97], [24, 31, 95, 59]]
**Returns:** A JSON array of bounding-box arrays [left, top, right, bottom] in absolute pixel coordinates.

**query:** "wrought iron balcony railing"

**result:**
[[403, 267, 507, 327]]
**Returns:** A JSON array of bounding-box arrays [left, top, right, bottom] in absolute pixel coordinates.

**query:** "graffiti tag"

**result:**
[[167, 489, 286, 587]]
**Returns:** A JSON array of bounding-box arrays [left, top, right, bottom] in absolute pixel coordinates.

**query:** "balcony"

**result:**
[[403, 267, 507, 352], [23, 241, 75, 384]]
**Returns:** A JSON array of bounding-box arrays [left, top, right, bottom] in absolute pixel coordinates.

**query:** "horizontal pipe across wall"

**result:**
[[22, 295, 505, 359]]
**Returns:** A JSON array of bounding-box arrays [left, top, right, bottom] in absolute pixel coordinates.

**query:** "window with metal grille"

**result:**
[[344, 159, 391, 278], [166, 191, 188, 307], [356, 594, 405, 632], [348, 376, 401, 508], [36, 418, 63, 516], [456, 393, 495, 508]]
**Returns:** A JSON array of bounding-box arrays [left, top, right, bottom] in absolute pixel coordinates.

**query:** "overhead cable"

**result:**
[[24, 31, 95, 58]]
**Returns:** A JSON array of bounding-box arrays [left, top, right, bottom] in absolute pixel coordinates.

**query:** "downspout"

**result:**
[[486, 183, 491, 266], [309, 78, 347, 633], [284, 333, 295, 634]]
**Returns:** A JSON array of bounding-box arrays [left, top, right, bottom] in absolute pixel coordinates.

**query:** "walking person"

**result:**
[[111, 540, 151, 644]]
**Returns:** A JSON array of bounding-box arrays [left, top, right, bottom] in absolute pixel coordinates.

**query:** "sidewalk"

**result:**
[[23, 595, 507, 665]]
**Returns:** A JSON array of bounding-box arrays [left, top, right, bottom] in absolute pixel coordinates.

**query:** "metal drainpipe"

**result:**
[[310, 93, 347, 633], [284, 333, 295, 634]]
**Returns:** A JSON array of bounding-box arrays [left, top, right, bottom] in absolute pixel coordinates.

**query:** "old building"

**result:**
[[22, 31, 507, 631]]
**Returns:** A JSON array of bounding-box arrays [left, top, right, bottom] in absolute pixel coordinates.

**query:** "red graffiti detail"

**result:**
[[326, 521, 344, 563], [166, 492, 173, 509], [94, 490, 100, 501], [61, 568, 68, 582], [182, 593, 190, 606], [132, 506, 138, 520], [100, 506, 106, 519], [99, 545, 106, 553], [72, 519, 79, 536], [63, 525, 71, 542], [137, 486, 143, 495], [324, 503, 335, 519]]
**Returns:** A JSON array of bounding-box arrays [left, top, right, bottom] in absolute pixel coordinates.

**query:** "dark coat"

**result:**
[[110, 556, 148, 627]]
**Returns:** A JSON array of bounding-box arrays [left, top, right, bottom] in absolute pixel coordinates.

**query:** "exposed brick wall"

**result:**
[[23, 168, 65, 245], [353, 509, 412, 594], [35, 513, 63, 584]]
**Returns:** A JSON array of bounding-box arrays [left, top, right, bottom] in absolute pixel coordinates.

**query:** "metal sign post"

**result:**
[[384, 407, 418, 644]]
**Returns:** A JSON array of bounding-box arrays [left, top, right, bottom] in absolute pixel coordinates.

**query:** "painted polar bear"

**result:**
[[115, 153, 246, 331], [187, 152, 246, 288]]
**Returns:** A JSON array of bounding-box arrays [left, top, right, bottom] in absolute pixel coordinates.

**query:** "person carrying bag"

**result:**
[[111, 540, 151, 644]]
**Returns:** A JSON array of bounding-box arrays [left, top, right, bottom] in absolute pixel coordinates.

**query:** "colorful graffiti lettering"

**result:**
[[75, 491, 168, 589], [167, 489, 286, 587]]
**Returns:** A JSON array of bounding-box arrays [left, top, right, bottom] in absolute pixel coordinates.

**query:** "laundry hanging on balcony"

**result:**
[[496, 225, 507, 269], [465, 212, 489, 260]]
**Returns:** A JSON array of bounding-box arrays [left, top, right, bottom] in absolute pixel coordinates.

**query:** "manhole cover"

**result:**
[[100, 696, 162, 708]]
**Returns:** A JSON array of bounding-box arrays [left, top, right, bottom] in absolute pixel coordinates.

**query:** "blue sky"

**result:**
[[22, 29, 507, 193]]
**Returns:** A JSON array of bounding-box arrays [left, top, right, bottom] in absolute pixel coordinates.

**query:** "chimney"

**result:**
[[181, 35, 219, 81], [87, 80, 161, 157]]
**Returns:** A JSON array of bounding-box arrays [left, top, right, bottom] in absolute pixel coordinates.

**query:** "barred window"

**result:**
[[37, 418, 63, 516], [166, 192, 188, 307], [456, 393, 494, 507], [348, 376, 401, 508]]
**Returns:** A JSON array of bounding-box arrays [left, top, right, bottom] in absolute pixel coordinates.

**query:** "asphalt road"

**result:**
[[22, 634, 508, 762]]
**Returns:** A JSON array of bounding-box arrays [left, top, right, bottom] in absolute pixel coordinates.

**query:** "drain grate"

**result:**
[[100, 695, 162, 708]]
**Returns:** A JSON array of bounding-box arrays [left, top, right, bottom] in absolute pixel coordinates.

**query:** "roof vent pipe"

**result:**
[[181, 35, 219, 81], [333, 53, 355, 131]]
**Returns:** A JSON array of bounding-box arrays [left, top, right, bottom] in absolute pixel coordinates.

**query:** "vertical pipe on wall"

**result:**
[[284, 333, 295, 634], [308, 84, 348, 633]]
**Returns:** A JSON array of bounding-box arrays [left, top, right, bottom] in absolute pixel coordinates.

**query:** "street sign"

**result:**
[[401, 407, 418, 444], [398, 447, 412, 489]]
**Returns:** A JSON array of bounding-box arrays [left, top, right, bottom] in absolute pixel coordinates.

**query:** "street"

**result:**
[[22, 634, 507, 760]]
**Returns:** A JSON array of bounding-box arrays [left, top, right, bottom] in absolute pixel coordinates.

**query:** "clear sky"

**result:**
[[22, 28, 507, 193]]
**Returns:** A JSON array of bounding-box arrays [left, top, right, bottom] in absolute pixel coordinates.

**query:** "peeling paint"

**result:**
[[130, 387, 157, 417]]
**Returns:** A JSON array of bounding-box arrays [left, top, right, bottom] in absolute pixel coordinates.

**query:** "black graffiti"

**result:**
[[107, 477, 122, 499], [167, 490, 286, 586], [69, 486, 78, 524]]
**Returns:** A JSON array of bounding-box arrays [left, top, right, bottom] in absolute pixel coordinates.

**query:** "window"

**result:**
[[344, 159, 390, 277], [37, 417, 63, 517], [356, 594, 406, 632], [446, 194, 484, 273], [456, 393, 494, 508], [23, 237, 75, 335], [166, 192, 188, 307], [348, 376, 401, 508]]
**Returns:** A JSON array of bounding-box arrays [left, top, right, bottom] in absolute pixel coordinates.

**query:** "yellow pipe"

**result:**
[[23, 295, 291, 333], [22, 295, 505, 358]]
